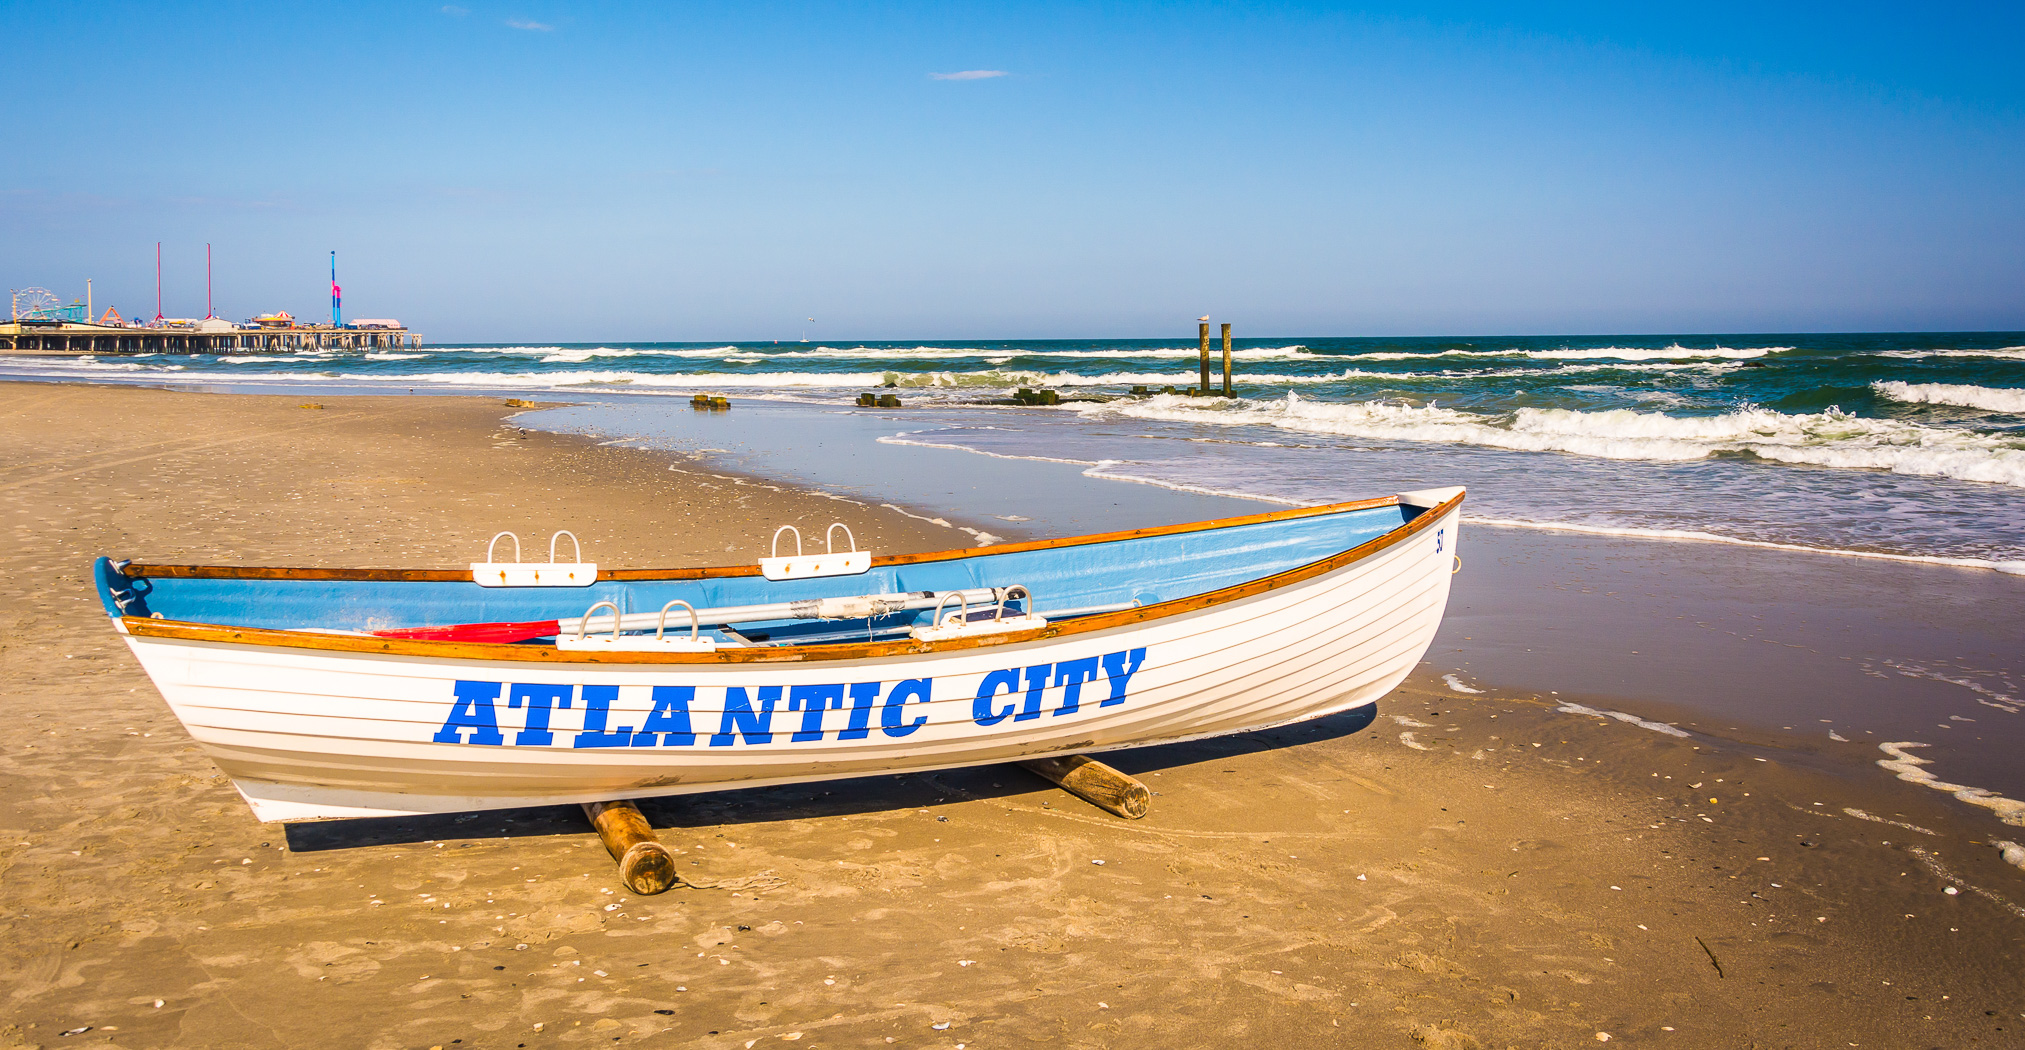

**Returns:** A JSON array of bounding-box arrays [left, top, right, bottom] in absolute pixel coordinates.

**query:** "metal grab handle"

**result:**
[[486, 531, 521, 563], [577, 600, 622, 642], [770, 525, 803, 559], [998, 584, 1031, 622], [824, 522, 857, 554], [1452, 554, 1462, 575], [929, 590, 971, 627], [656, 600, 701, 643], [549, 530, 582, 564]]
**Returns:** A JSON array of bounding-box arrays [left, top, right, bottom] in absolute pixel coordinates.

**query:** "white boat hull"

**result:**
[[114, 499, 1461, 822]]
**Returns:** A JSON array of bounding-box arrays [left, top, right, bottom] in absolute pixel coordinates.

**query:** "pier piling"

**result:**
[[1221, 322, 1233, 397], [1198, 322, 1211, 394]]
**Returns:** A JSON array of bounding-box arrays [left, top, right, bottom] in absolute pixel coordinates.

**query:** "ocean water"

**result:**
[[10, 332, 2024, 570]]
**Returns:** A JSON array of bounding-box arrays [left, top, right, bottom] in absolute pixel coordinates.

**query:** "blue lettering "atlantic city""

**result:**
[[431, 647, 1147, 749]]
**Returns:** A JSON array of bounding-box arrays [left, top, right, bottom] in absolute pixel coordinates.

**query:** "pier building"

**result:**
[[0, 320, 422, 354]]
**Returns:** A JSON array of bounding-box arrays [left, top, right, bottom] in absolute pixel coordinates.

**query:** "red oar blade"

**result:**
[[372, 619, 561, 644]]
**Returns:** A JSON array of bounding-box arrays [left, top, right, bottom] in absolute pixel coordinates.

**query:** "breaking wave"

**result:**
[[1870, 347, 2025, 361], [377, 366, 1354, 390], [1083, 392, 2025, 488], [350, 369, 890, 389], [66, 357, 184, 372], [440, 343, 1322, 364], [1873, 381, 2025, 414], [711, 344, 1319, 362], [535, 346, 744, 363], [880, 368, 1388, 388], [1351, 344, 1789, 363]]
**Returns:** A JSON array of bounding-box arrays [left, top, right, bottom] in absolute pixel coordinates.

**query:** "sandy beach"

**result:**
[[4, 381, 2023, 1049]]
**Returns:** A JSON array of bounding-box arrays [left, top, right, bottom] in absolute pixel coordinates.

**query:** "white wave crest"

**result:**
[[882, 368, 1379, 389], [60, 357, 186, 373], [1375, 362, 1738, 379], [535, 346, 745, 363], [1353, 344, 1787, 363], [1468, 517, 2025, 575], [364, 351, 425, 360], [527, 344, 1322, 363], [860, 423, 2025, 574], [1873, 381, 2025, 413], [350, 369, 890, 389], [1040, 344, 1313, 361], [1083, 392, 2025, 488], [210, 352, 336, 363], [1870, 347, 2025, 361], [894, 364, 1714, 387]]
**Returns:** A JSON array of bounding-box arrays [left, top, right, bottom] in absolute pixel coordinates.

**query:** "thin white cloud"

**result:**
[[440, 5, 468, 14], [930, 70, 1007, 81], [507, 18, 553, 31]]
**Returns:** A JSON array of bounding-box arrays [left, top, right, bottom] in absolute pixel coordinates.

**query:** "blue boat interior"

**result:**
[[95, 503, 1418, 645]]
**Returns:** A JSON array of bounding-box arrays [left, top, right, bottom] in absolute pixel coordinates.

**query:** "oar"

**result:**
[[371, 619, 569, 644], [372, 587, 1011, 644]]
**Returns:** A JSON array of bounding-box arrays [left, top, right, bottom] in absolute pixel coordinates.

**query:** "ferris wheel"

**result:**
[[10, 287, 60, 321]]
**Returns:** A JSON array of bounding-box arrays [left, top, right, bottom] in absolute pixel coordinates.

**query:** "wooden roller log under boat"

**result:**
[[92, 487, 1466, 823]]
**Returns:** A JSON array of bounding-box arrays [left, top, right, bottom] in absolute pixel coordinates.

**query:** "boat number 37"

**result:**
[[431, 648, 1148, 748]]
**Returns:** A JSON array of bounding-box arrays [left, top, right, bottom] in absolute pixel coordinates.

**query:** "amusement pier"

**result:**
[[0, 318, 421, 354], [5, 247, 421, 354]]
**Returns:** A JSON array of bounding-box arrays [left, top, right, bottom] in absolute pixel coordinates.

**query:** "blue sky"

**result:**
[[4, 2, 2021, 340]]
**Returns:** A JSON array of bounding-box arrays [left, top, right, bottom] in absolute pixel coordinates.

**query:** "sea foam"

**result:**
[[1084, 392, 2025, 489], [1352, 344, 1788, 363], [1870, 347, 2025, 361], [1877, 742, 2025, 829], [352, 369, 891, 389], [1873, 380, 2025, 414], [708, 344, 1319, 362]]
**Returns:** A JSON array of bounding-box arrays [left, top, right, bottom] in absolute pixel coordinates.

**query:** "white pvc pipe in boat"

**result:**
[[559, 587, 1009, 637]]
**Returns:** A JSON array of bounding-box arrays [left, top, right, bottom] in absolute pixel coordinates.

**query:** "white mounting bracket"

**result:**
[[553, 599, 718, 651], [908, 585, 1047, 641], [760, 523, 872, 581], [471, 530, 599, 587]]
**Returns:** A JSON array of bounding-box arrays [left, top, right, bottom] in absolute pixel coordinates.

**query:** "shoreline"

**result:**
[[509, 390, 2025, 805], [11, 376, 2023, 797], [9, 376, 2022, 799], [3, 380, 2023, 1046], [5, 348, 2022, 575]]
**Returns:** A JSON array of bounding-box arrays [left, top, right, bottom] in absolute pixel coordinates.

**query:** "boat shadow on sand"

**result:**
[[283, 703, 1380, 854]]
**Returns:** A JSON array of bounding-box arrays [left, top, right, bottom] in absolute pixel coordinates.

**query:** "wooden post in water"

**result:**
[[582, 799, 679, 895], [1198, 322, 1211, 394], [1018, 754, 1151, 819], [1221, 322, 1233, 397]]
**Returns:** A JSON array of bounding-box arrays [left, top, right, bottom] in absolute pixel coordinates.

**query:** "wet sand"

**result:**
[[521, 394, 2025, 801], [1437, 526, 2025, 801], [3, 381, 2022, 1049]]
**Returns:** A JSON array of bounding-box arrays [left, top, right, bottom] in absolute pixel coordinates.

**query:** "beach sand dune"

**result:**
[[2, 383, 2020, 1048]]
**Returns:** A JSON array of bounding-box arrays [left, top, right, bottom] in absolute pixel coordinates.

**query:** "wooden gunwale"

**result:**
[[121, 495, 1398, 582], [116, 491, 1462, 665]]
